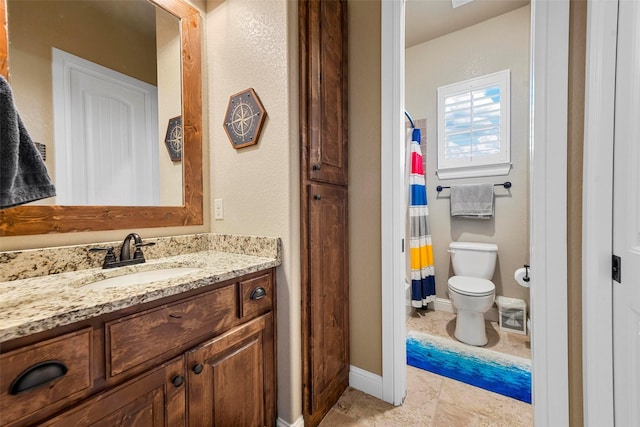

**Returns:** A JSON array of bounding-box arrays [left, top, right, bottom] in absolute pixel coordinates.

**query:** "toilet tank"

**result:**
[[449, 242, 498, 280]]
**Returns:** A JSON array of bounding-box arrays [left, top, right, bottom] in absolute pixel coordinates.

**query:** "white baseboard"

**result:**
[[276, 415, 304, 427], [433, 297, 455, 313], [433, 297, 499, 323], [349, 365, 383, 400]]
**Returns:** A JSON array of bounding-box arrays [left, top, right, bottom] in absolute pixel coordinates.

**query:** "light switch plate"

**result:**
[[214, 198, 224, 220]]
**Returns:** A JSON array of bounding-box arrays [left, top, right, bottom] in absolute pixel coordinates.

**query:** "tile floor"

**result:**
[[319, 310, 533, 426]]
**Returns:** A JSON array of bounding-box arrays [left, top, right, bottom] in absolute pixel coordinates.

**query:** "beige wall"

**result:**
[[405, 6, 531, 305], [348, 1, 383, 376], [205, 0, 300, 423]]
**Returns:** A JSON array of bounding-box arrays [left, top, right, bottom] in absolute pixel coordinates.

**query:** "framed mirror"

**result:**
[[0, 0, 203, 236]]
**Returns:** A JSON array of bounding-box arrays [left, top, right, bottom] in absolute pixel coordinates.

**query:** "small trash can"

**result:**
[[495, 296, 527, 335]]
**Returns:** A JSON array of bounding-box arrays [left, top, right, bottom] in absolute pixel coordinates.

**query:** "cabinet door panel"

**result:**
[[85, 390, 163, 427], [186, 314, 273, 427], [308, 184, 349, 415], [42, 357, 185, 427], [304, 0, 348, 186]]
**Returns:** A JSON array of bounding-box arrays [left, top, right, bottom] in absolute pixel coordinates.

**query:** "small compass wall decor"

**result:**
[[223, 88, 267, 149], [164, 116, 182, 162]]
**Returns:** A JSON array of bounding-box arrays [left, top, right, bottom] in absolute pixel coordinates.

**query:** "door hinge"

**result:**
[[612, 254, 621, 283]]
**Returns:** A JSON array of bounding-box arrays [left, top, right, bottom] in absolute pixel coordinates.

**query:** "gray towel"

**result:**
[[0, 75, 56, 209], [450, 183, 494, 219]]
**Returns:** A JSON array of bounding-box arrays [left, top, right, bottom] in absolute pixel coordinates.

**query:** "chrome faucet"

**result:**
[[89, 233, 155, 269]]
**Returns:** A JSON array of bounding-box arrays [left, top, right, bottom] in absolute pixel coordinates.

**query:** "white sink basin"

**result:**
[[83, 267, 201, 291]]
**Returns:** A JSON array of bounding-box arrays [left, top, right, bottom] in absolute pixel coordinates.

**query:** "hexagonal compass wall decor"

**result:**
[[164, 116, 183, 162], [223, 88, 267, 149]]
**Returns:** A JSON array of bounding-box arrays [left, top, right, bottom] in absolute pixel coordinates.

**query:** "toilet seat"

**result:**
[[448, 276, 495, 297]]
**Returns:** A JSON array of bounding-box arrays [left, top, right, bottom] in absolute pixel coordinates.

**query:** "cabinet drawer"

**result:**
[[239, 273, 273, 319], [106, 284, 237, 377], [0, 328, 92, 426]]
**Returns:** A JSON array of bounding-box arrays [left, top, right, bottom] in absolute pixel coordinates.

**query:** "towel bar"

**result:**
[[436, 181, 512, 193]]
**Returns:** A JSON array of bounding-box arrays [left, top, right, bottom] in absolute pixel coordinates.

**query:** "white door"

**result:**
[[613, 1, 640, 425], [53, 48, 159, 206]]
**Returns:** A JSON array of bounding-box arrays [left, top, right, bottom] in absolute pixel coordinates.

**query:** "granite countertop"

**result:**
[[0, 234, 281, 344]]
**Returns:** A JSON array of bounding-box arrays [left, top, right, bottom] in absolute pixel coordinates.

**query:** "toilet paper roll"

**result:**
[[515, 267, 530, 288]]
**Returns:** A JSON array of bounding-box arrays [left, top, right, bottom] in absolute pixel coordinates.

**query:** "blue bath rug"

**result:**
[[406, 330, 531, 403]]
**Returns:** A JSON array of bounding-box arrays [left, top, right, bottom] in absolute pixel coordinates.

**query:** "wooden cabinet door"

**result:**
[[300, 0, 348, 186], [42, 357, 185, 427], [306, 183, 349, 424], [185, 313, 275, 427]]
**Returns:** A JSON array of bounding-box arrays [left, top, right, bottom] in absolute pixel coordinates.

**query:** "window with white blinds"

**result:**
[[436, 70, 511, 179]]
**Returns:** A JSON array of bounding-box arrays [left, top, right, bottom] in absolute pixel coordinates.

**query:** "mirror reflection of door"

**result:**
[[53, 49, 159, 206], [6, 0, 183, 207]]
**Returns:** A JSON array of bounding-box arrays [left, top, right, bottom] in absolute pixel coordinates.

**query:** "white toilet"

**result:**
[[448, 241, 498, 346]]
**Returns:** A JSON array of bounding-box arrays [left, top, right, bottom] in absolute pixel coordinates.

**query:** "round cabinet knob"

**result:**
[[192, 363, 204, 375], [314, 194, 321, 200], [312, 164, 321, 171], [171, 375, 185, 388]]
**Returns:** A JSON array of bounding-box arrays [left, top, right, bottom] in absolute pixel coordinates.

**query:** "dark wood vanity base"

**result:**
[[0, 268, 276, 427]]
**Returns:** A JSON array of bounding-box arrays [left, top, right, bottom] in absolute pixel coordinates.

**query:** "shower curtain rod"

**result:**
[[404, 111, 415, 128]]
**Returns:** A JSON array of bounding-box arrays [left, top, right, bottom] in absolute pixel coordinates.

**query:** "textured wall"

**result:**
[[405, 6, 531, 305], [206, 0, 301, 423]]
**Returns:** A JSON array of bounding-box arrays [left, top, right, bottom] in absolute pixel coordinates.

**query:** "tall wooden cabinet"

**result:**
[[300, 1, 349, 425]]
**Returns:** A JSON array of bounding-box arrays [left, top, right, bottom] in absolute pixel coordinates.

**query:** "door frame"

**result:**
[[581, 0, 618, 425], [380, 0, 571, 424]]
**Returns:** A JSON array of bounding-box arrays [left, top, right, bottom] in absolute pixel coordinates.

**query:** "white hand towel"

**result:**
[[450, 183, 494, 219]]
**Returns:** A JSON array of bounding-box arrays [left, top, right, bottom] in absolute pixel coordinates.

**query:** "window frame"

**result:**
[[436, 69, 511, 179]]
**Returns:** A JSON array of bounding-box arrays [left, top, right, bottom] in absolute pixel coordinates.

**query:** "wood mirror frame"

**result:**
[[0, 0, 203, 236]]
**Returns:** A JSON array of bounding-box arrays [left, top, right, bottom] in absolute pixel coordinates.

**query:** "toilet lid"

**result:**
[[448, 276, 495, 297]]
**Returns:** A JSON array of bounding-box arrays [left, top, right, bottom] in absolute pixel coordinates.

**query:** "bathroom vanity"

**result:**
[[0, 234, 280, 426]]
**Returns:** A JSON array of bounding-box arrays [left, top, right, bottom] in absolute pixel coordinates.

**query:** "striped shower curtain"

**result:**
[[409, 127, 436, 308]]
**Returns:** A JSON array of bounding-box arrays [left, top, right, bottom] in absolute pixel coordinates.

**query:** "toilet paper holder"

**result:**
[[523, 264, 530, 283]]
